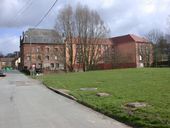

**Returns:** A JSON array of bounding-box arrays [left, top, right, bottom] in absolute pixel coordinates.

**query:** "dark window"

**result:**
[[51, 63, 54, 68]]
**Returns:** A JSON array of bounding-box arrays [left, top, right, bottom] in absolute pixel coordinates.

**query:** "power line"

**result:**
[[12, 0, 33, 24], [17, 1, 33, 16], [16, 0, 33, 16], [34, 0, 58, 27]]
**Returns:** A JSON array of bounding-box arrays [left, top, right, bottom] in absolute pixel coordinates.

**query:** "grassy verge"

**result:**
[[39, 68, 170, 128]]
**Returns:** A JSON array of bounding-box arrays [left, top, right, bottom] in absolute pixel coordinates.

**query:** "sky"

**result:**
[[0, 0, 170, 55]]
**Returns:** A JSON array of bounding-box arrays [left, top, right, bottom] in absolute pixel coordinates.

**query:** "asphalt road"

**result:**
[[0, 71, 131, 128]]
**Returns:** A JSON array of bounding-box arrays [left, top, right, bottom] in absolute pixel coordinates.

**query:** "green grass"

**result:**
[[39, 68, 170, 128]]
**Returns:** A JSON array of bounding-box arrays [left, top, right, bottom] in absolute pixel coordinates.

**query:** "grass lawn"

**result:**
[[39, 68, 170, 128]]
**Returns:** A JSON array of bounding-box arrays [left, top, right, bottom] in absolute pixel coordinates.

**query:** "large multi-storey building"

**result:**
[[20, 28, 65, 71], [20, 28, 153, 72], [111, 34, 153, 68]]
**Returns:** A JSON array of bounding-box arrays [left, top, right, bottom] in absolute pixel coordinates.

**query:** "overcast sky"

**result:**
[[0, 0, 170, 55]]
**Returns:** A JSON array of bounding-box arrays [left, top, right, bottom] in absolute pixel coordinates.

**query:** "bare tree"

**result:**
[[145, 29, 164, 67], [138, 43, 152, 67], [74, 4, 109, 71], [167, 15, 170, 33], [55, 5, 76, 72], [167, 15, 170, 66], [55, 4, 109, 72]]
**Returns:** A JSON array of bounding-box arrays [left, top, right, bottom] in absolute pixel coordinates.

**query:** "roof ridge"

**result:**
[[129, 34, 149, 42], [110, 34, 149, 43]]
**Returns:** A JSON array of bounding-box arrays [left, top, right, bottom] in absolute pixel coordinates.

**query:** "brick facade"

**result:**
[[0, 57, 16, 69], [20, 43, 65, 70], [65, 38, 113, 71], [20, 29, 153, 71], [111, 34, 153, 68], [20, 28, 65, 71]]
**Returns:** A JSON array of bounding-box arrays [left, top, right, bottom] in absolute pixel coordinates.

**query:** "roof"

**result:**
[[22, 28, 62, 44], [25, 28, 58, 37], [110, 34, 149, 44]]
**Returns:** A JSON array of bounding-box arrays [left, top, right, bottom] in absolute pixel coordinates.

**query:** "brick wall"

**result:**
[[20, 43, 65, 70], [113, 42, 137, 68]]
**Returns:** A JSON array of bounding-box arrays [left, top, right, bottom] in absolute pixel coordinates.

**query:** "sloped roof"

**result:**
[[25, 28, 58, 37], [110, 34, 149, 44], [67, 37, 112, 45], [23, 28, 62, 44]]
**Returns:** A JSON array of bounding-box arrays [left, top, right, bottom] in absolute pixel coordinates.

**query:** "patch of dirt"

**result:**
[[96, 92, 110, 97], [125, 102, 147, 108], [123, 102, 148, 116]]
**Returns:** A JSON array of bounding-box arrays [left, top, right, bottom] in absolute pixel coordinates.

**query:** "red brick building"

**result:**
[[20, 28, 65, 71], [65, 38, 113, 71], [111, 34, 153, 68], [0, 57, 16, 69], [20, 28, 153, 71]]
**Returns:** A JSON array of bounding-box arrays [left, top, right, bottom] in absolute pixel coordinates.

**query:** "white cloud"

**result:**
[[0, 0, 170, 54], [0, 0, 170, 32], [100, 0, 114, 8]]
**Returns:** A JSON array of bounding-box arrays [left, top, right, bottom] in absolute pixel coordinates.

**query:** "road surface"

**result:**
[[0, 70, 131, 128]]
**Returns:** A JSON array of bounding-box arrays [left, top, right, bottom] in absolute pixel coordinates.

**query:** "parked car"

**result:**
[[0, 70, 6, 77]]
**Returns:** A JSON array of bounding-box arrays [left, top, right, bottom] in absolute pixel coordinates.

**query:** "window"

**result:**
[[55, 48, 58, 52], [44, 38, 48, 43], [145, 46, 149, 54], [98, 44, 101, 49], [76, 51, 82, 63], [76, 44, 81, 49], [56, 63, 59, 68], [38, 63, 42, 68], [54, 56, 58, 60], [105, 45, 108, 50], [139, 55, 142, 61], [27, 56, 31, 61], [37, 55, 41, 60], [51, 63, 54, 68], [101, 45, 104, 49], [46, 47, 50, 53], [36, 48, 40, 53], [46, 56, 49, 61]]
